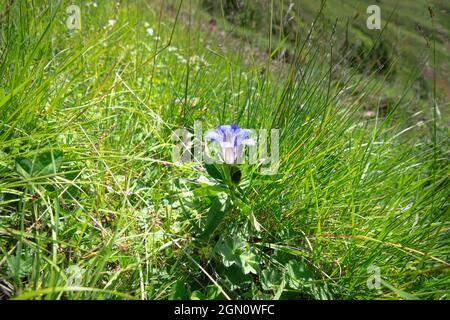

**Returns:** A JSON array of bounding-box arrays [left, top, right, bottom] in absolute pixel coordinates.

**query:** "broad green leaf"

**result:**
[[169, 279, 188, 300], [261, 269, 283, 291], [206, 285, 221, 299], [214, 234, 241, 267], [214, 234, 260, 274], [190, 290, 205, 300], [239, 247, 260, 274], [15, 149, 63, 178], [286, 260, 314, 289], [199, 194, 230, 240], [190, 286, 221, 300], [204, 163, 224, 182], [219, 264, 252, 291]]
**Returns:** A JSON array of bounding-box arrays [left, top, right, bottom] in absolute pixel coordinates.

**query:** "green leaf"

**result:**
[[214, 234, 241, 267], [214, 234, 260, 274], [204, 164, 224, 182], [7, 252, 33, 279], [237, 199, 261, 232], [219, 264, 252, 291], [60, 168, 81, 199], [206, 285, 222, 299], [169, 279, 188, 300], [274, 278, 286, 300], [261, 269, 283, 291], [240, 247, 260, 274], [286, 260, 314, 289], [381, 280, 419, 300], [192, 182, 229, 198], [190, 290, 205, 300], [199, 194, 230, 240], [191, 286, 221, 300], [15, 149, 63, 179]]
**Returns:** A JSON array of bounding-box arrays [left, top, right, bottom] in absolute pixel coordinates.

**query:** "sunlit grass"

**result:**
[[0, 0, 448, 300]]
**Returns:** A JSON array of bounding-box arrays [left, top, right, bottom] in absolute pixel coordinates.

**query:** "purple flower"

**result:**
[[205, 124, 255, 164]]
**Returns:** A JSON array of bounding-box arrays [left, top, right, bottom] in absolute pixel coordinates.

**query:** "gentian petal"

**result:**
[[219, 141, 234, 148], [237, 129, 251, 138], [205, 131, 223, 141], [206, 124, 257, 165], [235, 129, 253, 146], [223, 147, 236, 164], [218, 125, 232, 133]]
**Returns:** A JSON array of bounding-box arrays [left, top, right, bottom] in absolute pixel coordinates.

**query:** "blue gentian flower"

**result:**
[[205, 124, 255, 165]]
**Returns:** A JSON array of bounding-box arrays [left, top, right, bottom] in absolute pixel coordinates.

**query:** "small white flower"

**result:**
[[146, 27, 154, 36], [108, 19, 116, 26]]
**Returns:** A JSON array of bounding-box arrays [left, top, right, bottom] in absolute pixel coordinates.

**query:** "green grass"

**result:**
[[0, 0, 448, 300], [203, 0, 450, 124]]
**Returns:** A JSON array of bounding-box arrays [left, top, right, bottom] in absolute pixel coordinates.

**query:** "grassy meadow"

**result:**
[[0, 0, 449, 300]]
